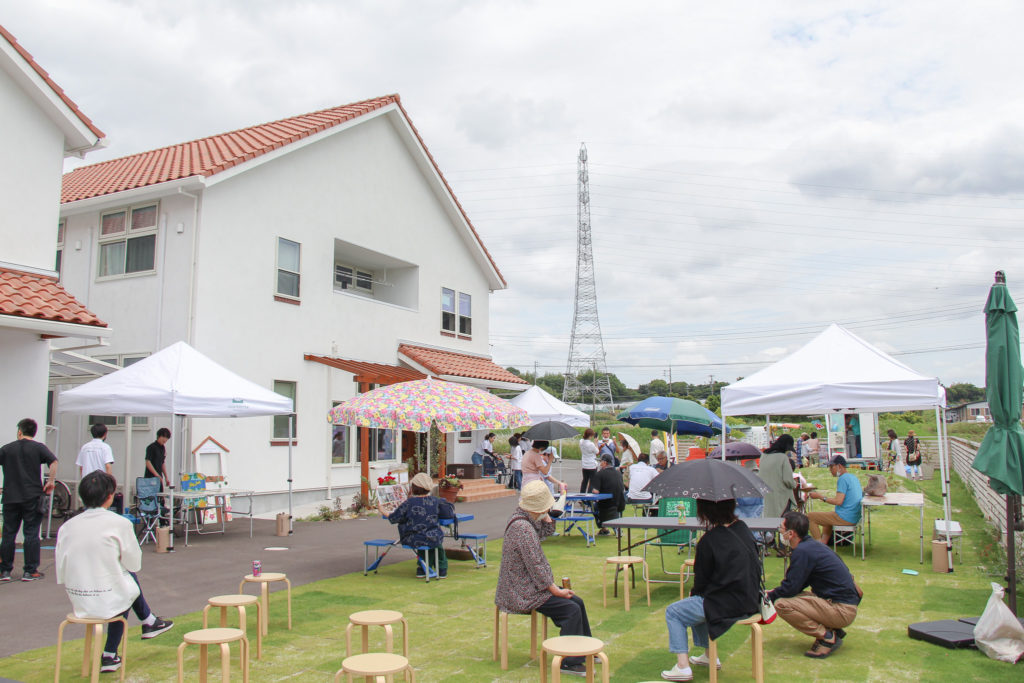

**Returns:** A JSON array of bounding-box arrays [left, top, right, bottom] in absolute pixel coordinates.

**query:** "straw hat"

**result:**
[[519, 480, 555, 513], [410, 473, 434, 491]]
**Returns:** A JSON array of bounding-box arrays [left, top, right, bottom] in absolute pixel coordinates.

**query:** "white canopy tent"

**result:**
[[58, 341, 294, 547], [720, 323, 954, 568], [510, 385, 592, 427]]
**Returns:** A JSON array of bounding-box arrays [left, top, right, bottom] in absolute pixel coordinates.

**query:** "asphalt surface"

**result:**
[[0, 460, 584, 660]]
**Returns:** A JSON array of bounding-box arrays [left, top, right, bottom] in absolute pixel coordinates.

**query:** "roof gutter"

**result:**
[[0, 313, 110, 341], [60, 176, 206, 216]]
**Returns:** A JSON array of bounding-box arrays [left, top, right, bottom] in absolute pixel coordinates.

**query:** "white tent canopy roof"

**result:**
[[721, 324, 941, 415], [58, 341, 293, 417], [510, 385, 591, 427]]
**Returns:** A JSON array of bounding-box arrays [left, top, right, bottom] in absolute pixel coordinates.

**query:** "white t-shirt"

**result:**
[[76, 438, 114, 476], [579, 439, 599, 469], [511, 445, 523, 471], [56, 507, 142, 619], [649, 437, 666, 458], [480, 438, 494, 455], [627, 462, 658, 499]]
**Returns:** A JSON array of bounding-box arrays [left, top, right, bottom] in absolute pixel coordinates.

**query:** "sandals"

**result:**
[[804, 631, 843, 659]]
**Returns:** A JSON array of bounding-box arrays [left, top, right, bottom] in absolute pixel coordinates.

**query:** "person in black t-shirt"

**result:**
[[144, 428, 171, 489], [0, 418, 58, 582], [590, 454, 625, 534]]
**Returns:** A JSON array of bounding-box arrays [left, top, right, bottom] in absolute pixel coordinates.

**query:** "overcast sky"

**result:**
[[7, 1, 1024, 391]]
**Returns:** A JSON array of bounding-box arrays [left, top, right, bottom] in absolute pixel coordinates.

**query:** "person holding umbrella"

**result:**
[[522, 440, 566, 490], [660, 496, 761, 681]]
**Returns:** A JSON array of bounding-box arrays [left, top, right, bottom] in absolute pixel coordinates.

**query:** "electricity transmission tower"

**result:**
[[563, 143, 613, 407]]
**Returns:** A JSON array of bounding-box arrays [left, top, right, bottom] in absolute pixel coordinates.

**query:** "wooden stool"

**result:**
[[238, 572, 291, 636], [602, 556, 650, 611], [176, 628, 249, 682], [204, 594, 262, 660], [55, 613, 127, 683], [540, 635, 609, 683], [707, 614, 763, 683], [492, 606, 548, 670], [334, 652, 415, 682], [346, 610, 409, 657], [679, 558, 695, 599]]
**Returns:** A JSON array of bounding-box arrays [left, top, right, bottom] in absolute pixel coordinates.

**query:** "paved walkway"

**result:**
[[0, 461, 583, 659]]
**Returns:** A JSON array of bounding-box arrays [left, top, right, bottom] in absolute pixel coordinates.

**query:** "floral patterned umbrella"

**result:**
[[327, 378, 531, 433]]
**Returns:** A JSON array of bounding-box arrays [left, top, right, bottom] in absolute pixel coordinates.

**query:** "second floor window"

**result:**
[[56, 220, 65, 277], [276, 238, 300, 299], [98, 204, 157, 278], [335, 264, 373, 292], [441, 288, 472, 337]]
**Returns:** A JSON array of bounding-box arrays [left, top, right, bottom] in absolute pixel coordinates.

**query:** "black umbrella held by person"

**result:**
[[643, 457, 772, 501], [522, 420, 579, 441]]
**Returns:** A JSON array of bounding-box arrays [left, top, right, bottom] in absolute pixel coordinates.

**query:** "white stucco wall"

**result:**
[[0, 65, 64, 271], [0, 328, 51, 486], [54, 109, 500, 507]]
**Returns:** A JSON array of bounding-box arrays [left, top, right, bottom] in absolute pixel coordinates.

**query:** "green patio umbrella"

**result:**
[[972, 271, 1024, 614]]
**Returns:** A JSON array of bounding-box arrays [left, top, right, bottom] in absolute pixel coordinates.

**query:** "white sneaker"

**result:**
[[688, 652, 722, 669], [661, 664, 693, 681]]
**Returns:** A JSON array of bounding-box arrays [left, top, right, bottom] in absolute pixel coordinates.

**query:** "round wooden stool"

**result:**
[[492, 606, 548, 670], [602, 556, 650, 611], [345, 610, 409, 657], [204, 594, 262, 660], [238, 572, 291, 636], [55, 613, 127, 683], [707, 614, 763, 683], [333, 652, 415, 682], [541, 635, 609, 683], [176, 627, 249, 683]]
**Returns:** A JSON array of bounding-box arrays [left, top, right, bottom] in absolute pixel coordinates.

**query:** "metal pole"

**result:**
[[1008, 494, 1018, 615], [934, 406, 954, 571], [288, 414, 294, 534]]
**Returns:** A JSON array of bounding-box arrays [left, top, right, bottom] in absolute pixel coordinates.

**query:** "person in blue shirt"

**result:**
[[768, 511, 861, 659], [379, 472, 454, 578], [805, 455, 863, 544]]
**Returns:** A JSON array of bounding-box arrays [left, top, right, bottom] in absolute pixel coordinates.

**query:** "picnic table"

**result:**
[[861, 492, 925, 563]]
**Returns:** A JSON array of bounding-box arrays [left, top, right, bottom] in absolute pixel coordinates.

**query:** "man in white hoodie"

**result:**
[[55, 471, 173, 673]]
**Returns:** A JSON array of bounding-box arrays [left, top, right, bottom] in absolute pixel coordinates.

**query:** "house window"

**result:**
[[273, 381, 297, 439], [441, 288, 472, 337], [441, 288, 456, 332], [98, 205, 157, 278], [331, 402, 349, 464], [56, 220, 65, 276], [276, 238, 300, 299], [458, 430, 472, 444], [88, 355, 149, 426], [357, 428, 396, 463], [459, 293, 472, 336], [335, 264, 373, 293]]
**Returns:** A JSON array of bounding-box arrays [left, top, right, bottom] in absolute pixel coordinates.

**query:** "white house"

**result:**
[[0, 24, 109, 472], [55, 94, 526, 511]]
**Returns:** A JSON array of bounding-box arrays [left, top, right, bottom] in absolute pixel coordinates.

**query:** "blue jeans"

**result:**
[[512, 470, 522, 489], [471, 453, 483, 466], [666, 595, 709, 653]]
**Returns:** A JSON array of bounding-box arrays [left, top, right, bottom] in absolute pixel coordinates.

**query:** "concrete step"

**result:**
[[455, 477, 517, 503]]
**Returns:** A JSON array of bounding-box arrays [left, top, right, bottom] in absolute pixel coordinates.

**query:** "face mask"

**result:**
[[781, 530, 793, 547]]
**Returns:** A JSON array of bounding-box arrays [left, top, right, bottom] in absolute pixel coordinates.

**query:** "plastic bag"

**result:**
[[974, 582, 1024, 663]]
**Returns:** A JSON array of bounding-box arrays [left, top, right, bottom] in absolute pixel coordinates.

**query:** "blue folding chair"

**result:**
[[133, 477, 162, 545]]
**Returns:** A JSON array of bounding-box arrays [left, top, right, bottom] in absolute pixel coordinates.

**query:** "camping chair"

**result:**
[[133, 477, 162, 545], [642, 496, 697, 585]]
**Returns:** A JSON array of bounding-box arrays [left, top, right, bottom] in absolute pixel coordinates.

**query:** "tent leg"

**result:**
[[288, 415, 294, 534], [934, 407, 953, 572]]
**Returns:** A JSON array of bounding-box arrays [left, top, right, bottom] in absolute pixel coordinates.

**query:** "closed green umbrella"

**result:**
[[972, 271, 1024, 614]]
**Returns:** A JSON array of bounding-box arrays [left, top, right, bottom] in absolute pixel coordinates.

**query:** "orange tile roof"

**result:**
[[61, 94, 505, 287], [304, 354, 427, 385], [0, 268, 107, 328], [398, 344, 528, 385], [0, 24, 104, 140]]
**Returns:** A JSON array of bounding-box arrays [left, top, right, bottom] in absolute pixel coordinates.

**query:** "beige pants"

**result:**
[[775, 592, 857, 639], [805, 510, 853, 543]]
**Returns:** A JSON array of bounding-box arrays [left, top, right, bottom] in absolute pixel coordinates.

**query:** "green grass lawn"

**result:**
[[7, 467, 1019, 682]]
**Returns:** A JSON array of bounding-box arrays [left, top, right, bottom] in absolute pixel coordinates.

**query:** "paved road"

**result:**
[[0, 460, 584, 659]]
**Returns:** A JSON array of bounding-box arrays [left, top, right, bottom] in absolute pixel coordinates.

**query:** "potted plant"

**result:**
[[438, 475, 462, 503]]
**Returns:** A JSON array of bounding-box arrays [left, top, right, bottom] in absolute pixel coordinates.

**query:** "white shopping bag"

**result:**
[[974, 582, 1024, 663]]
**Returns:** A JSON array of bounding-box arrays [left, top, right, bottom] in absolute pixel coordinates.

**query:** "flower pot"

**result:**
[[439, 486, 460, 503]]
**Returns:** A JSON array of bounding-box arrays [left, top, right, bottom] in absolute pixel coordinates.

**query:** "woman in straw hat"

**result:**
[[378, 472, 454, 579], [495, 480, 591, 677]]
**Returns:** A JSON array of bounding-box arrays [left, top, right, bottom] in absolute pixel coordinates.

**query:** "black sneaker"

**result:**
[[0, 570, 11, 582], [100, 654, 121, 673], [21, 570, 44, 581], [560, 663, 587, 677], [140, 617, 174, 639]]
